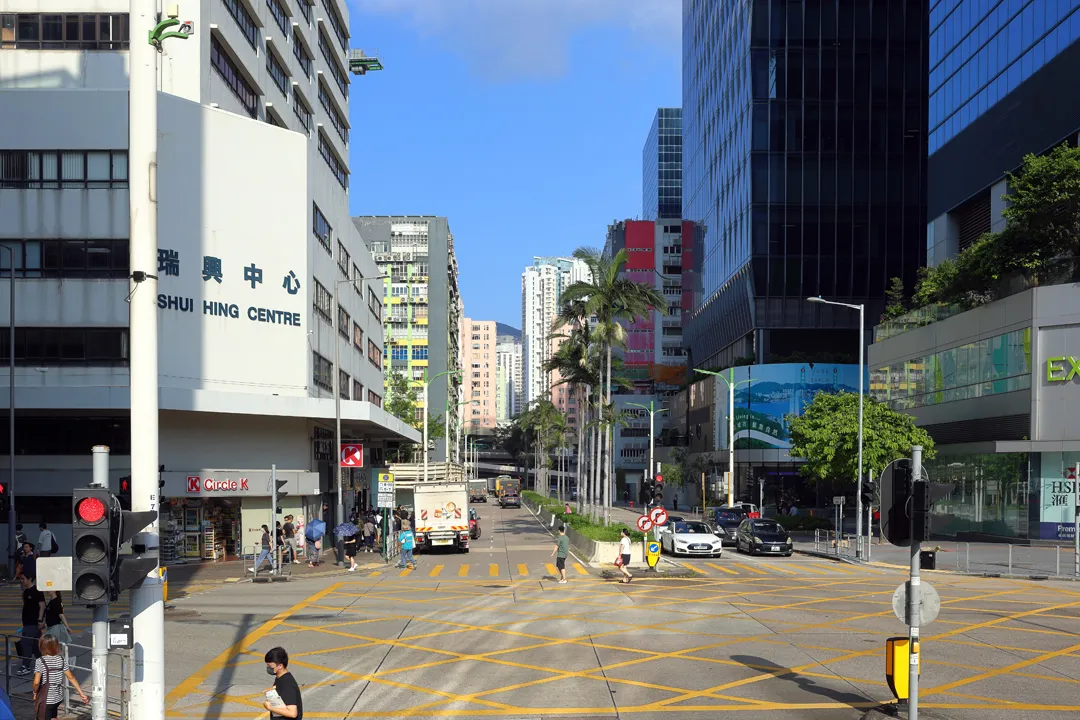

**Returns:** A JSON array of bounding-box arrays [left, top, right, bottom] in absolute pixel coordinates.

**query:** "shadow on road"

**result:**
[[730, 655, 871, 709], [202, 612, 255, 720]]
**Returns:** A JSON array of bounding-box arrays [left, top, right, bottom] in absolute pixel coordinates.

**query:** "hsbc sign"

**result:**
[[186, 476, 250, 493]]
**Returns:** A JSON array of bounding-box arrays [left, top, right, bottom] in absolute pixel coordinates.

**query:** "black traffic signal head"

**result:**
[[880, 459, 913, 547], [72, 488, 113, 605], [860, 477, 875, 506]]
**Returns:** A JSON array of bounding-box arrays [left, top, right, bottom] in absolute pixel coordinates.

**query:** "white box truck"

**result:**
[[413, 482, 470, 553]]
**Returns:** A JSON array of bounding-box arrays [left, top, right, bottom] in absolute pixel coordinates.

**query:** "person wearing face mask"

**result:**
[[263, 647, 302, 720]]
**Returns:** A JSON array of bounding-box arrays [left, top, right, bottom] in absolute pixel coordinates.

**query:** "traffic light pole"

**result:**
[[128, 1, 165, 718], [908, 445, 923, 720], [90, 446, 110, 720], [270, 464, 278, 575]]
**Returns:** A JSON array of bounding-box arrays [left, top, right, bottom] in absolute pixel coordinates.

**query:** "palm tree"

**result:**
[[517, 398, 561, 496], [544, 322, 598, 516], [560, 247, 665, 524]]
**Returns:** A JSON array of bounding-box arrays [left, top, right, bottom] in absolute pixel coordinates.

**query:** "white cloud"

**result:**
[[351, 0, 681, 81]]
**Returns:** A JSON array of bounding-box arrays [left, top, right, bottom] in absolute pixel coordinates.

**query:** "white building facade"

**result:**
[[494, 336, 521, 424], [0, 0, 417, 563], [520, 256, 589, 406]]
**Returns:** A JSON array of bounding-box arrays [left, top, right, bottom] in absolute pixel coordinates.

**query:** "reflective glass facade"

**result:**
[[923, 451, 1030, 539], [683, 0, 929, 367], [929, 0, 1080, 153], [871, 328, 1032, 410], [642, 108, 683, 221]]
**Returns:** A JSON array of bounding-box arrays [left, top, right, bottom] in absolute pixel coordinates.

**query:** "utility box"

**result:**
[[36, 557, 72, 592], [920, 549, 937, 570], [108, 619, 133, 650]]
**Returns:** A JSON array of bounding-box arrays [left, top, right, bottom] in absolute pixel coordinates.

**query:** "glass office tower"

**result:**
[[642, 108, 683, 221], [682, 0, 929, 370], [927, 2, 1080, 261]]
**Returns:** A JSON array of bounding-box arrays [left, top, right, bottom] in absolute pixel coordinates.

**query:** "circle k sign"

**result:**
[[340, 444, 364, 468]]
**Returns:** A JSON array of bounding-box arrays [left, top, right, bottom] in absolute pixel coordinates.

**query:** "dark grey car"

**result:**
[[734, 518, 793, 556]]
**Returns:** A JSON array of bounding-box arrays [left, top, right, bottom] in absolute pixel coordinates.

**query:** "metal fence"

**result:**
[[809, 531, 1080, 579], [3, 634, 129, 720], [242, 544, 295, 578]]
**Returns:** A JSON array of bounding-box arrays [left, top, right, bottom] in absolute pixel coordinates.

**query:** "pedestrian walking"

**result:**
[[550, 525, 570, 584], [43, 593, 73, 646], [250, 525, 276, 574], [617, 529, 633, 584], [19, 540, 36, 581], [16, 574, 45, 675], [37, 523, 56, 558], [283, 516, 299, 564], [362, 517, 376, 553], [343, 533, 358, 571], [263, 647, 302, 720], [397, 521, 415, 569], [33, 634, 86, 720]]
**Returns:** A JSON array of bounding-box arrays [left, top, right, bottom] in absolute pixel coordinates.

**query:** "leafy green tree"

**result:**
[[660, 446, 709, 491], [385, 370, 418, 424], [787, 392, 935, 487], [881, 276, 908, 321]]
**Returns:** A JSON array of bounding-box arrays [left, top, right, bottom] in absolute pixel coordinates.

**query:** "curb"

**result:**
[[795, 550, 1080, 582]]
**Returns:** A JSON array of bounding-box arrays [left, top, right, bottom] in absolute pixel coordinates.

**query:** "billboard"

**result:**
[[1037, 452, 1078, 541], [713, 363, 863, 451]]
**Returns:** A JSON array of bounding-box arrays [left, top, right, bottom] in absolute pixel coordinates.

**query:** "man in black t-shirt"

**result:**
[[17, 575, 45, 674], [282, 517, 297, 564], [263, 646, 302, 720]]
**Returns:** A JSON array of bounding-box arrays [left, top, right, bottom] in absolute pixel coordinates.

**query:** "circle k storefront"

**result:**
[[159, 470, 320, 562]]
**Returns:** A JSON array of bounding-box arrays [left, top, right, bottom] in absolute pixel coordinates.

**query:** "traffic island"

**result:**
[[597, 559, 698, 580]]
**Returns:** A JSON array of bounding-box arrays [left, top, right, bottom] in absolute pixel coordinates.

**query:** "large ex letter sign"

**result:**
[[1046, 356, 1080, 383]]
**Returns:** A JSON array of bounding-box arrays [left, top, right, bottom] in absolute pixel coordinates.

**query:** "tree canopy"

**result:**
[[787, 392, 935, 486]]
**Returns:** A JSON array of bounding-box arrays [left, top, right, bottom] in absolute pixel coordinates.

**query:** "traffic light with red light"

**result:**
[[72, 488, 113, 605], [118, 476, 131, 511]]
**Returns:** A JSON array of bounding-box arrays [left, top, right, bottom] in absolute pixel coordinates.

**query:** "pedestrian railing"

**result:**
[[942, 541, 1079, 578], [244, 544, 295, 578], [3, 634, 129, 720]]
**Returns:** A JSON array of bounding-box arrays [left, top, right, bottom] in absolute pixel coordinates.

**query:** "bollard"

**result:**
[[1056, 545, 1060, 576], [1008, 544, 1012, 575], [966, 542, 970, 572]]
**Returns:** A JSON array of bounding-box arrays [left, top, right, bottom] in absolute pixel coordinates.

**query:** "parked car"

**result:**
[[734, 518, 793, 556], [660, 520, 724, 557]]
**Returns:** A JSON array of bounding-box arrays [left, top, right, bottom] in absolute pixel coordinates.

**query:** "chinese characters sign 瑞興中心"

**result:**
[[154, 250, 303, 329]]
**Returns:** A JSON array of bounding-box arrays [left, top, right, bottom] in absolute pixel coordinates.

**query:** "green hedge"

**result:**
[[774, 514, 834, 531], [523, 491, 645, 542]]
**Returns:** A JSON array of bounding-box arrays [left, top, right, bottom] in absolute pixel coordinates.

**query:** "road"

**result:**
[[142, 504, 1080, 718]]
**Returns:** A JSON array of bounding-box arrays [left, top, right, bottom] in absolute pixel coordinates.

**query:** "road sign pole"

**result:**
[[270, 464, 277, 576], [1074, 462, 1079, 578], [908, 445, 923, 720], [90, 446, 110, 720]]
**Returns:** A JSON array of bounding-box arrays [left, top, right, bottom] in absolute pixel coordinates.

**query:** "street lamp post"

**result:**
[[625, 400, 668, 502], [808, 295, 866, 559], [414, 369, 460, 483], [694, 368, 753, 508], [0, 245, 14, 578], [333, 273, 387, 563]]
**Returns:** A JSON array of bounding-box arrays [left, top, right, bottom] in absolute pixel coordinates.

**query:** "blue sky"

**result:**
[[346, 0, 681, 328]]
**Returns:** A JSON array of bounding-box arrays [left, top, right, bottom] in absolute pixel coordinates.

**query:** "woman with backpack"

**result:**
[[33, 634, 86, 720]]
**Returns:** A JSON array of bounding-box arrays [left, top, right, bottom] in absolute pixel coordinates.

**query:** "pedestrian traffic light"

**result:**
[[117, 476, 131, 511], [860, 477, 875, 507], [0, 481, 8, 514], [72, 488, 113, 605], [275, 478, 288, 513], [911, 479, 955, 545], [879, 459, 912, 547]]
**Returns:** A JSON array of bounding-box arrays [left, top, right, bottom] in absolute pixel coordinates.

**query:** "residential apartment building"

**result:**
[[520, 256, 590, 405], [461, 318, 497, 433], [495, 333, 522, 424], [0, 0, 417, 560], [547, 327, 580, 434], [354, 216, 463, 461], [682, 0, 929, 370]]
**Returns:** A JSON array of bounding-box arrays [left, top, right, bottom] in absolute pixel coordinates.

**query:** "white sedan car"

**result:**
[[660, 520, 724, 557]]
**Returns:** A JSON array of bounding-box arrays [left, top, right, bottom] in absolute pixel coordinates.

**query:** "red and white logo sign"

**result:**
[[340, 444, 363, 468], [636, 515, 654, 533], [649, 507, 669, 526], [186, 476, 250, 493]]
